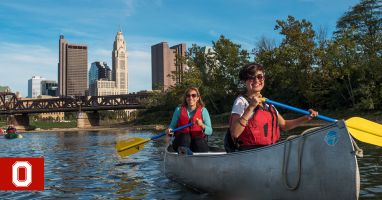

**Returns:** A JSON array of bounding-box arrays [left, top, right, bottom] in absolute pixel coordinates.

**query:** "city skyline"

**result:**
[[0, 0, 359, 96]]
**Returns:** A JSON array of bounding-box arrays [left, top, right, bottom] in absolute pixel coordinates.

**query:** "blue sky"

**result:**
[[0, 0, 359, 97]]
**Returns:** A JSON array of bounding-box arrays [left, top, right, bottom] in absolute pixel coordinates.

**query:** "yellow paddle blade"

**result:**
[[346, 117, 382, 137], [116, 137, 150, 157], [346, 117, 382, 147], [347, 127, 382, 147]]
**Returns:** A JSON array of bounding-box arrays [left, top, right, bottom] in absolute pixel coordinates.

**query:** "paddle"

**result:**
[[116, 122, 193, 157], [263, 98, 382, 147]]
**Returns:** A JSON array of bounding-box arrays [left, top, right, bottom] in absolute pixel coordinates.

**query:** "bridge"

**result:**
[[0, 92, 150, 129]]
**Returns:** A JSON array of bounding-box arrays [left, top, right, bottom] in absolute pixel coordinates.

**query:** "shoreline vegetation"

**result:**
[[18, 109, 382, 133], [23, 121, 327, 133]]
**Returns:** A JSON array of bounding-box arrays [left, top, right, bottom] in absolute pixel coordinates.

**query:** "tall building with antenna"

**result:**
[[89, 31, 128, 96], [112, 31, 128, 94]]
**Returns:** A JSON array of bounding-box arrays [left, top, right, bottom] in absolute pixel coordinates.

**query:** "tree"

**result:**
[[334, 0, 382, 109], [185, 35, 250, 113], [255, 16, 317, 107]]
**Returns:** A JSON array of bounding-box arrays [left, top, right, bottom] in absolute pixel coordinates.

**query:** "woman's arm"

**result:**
[[197, 108, 213, 135], [230, 105, 256, 138], [229, 96, 260, 139], [278, 109, 318, 131], [165, 107, 180, 135]]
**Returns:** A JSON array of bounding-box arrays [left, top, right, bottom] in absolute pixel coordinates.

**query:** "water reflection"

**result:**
[[0, 128, 380, 199]]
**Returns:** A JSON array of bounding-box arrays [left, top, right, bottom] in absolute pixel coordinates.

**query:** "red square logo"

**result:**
[[0, 157, 44, 190]]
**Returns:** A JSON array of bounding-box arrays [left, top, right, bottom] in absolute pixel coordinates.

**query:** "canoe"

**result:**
[[4, 133, 23, 139], [164, 120, 360, 200]]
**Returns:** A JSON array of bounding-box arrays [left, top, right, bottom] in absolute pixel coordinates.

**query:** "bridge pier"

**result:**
[[7, 114, 30, 130], [77, 111, 100, 128]]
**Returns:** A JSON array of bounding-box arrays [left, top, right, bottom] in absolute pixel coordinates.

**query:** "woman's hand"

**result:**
[[248, 95, 263, 110], [195, 118, 205, 129], [165, 128, 173, 135], [307, 109, 318, 120]]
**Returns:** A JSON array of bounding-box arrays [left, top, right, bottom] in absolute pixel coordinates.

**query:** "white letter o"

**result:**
[[12, 161, 32, 187]]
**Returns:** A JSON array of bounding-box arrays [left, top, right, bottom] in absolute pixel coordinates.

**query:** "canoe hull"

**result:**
[[164, 120, 359, 200], [4, 133, 22, 139]]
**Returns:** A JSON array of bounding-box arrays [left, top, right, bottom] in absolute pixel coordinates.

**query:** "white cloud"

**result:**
[[92, 48, 111, 63], [0, 42, 57, 97]]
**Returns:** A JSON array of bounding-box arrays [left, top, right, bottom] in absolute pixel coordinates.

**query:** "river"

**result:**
[[0, 128, 381, 199]]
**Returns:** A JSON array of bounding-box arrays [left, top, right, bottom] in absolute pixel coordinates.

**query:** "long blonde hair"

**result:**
[[182, 87, 205, 107]]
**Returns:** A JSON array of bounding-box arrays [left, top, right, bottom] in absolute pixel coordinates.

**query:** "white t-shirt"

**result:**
[[231, 96, 279, 117], [231, 96, 249, 117]]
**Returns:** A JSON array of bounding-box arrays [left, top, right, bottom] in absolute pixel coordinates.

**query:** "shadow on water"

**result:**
[[0, 127, 380, 199]]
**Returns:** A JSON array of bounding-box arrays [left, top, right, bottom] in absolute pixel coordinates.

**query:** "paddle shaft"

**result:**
[[150, 122, 193, 140], [262, 99, 382, 147], [264, 99, 337, 123]]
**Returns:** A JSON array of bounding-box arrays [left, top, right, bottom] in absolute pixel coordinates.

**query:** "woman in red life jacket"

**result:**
[[6, 124, 16, 134], [165, 87, 213, 153], [229, 63, 318, 151]]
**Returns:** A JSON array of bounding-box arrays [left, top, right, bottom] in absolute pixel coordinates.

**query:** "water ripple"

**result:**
[[0, 130, 381, 199]]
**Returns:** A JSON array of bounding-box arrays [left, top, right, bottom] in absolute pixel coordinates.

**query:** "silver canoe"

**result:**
[[164, 120, 360, 200]]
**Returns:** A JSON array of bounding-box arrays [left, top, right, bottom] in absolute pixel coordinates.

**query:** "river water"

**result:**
[[0, 128, 381, 199]]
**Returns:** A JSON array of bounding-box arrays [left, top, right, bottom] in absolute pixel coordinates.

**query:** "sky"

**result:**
[[0, 0, 359, 97]]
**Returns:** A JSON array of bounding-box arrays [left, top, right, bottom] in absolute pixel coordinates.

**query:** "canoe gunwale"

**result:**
[[165, 121, 342, 158]]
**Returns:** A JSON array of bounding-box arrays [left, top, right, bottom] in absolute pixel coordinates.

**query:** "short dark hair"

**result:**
[[239, 62, 265, 81]]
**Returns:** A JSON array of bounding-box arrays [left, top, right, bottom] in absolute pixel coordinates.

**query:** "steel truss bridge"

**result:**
[[0, 92, 150, 115]]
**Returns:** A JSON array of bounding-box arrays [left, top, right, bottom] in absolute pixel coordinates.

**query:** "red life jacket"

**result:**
[[176, 106, 205, 138], [238, 103, 280, 147], [7, 127, 16, 134]]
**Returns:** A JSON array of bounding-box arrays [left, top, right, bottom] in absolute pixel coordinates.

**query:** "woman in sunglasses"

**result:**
[[165, 87, 212, 153], [229, 62, 318, 151]]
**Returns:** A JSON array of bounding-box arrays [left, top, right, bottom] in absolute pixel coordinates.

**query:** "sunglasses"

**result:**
[[186, 94, 198, 98], [248, 74, 264, 81]]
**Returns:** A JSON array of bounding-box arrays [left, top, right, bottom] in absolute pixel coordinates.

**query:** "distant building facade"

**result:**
[[89, 61, 112, 86], [112, 31, 128, 94], [41, 80, 58, 96], [28, 76, 46, 98], [89, 80, 119, 96], [88, 32, 128, 96], [151, 42, 187, 91], [58, 35, 88, 96], [0, 86, 11, 92]]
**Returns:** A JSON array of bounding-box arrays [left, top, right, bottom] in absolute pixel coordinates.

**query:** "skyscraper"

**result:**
[[28, 76, 46, 98], [88, 61, 116, 96], [41, 80, 58, 96], [89, 61, 112, 87], [151, 42, 186, 91], [88, 32, 128, 96], [112, 31, 128, 94], [58, 35, 88, 96]]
